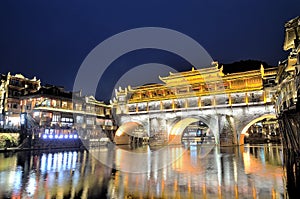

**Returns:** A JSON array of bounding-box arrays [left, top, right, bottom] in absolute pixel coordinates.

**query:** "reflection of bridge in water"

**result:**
[[104, 145, 283, 199], [112, 62, 278, 146], [0, 144, 284, 199]]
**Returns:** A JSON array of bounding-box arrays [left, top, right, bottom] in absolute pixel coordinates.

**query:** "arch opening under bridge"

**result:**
[[114, 121, 146, 145], [239, 114, 277, 145], [168, 117, 218, 145]]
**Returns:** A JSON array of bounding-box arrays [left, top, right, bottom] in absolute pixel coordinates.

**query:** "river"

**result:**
[[0, 143, 287, 198]]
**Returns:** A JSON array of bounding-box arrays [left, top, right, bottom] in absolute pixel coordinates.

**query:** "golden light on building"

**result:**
[[112, 62, 277, 115]]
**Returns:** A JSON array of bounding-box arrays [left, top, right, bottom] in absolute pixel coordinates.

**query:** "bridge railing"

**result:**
[[125, 91, 272, 114]]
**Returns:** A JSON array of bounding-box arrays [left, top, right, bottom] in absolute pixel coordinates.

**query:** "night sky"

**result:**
[[1, 1, 300, 102]]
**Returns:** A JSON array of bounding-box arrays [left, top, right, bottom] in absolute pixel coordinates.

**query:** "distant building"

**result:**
[[0, 73, 41, 128]]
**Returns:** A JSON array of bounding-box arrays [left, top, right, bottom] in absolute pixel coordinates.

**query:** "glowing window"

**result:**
[[62, 101, 67, 108]]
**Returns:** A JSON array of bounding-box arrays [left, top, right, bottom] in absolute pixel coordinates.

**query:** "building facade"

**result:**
[[0, 73, 41, 128], [275, 16, 300, 115], [113, 62, 277, 115], [20, 85, 116, 144]]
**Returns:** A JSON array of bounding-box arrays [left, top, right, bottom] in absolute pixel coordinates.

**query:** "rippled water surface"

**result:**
[[0, 144, 286, 198]]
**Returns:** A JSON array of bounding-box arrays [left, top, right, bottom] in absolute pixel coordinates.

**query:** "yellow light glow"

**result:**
[[115, 122, 141, 136], [240, 114, 276, 144], [169, 118, 200, 145]]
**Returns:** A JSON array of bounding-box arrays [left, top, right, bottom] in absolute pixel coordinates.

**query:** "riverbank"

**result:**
[[0, 145, 86, 153], [0, 132, 19, 148], [0, 137, 85, 153], [0, 137, 115, 153]]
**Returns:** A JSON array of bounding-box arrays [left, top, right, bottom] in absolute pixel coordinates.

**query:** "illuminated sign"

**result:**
[[20, 113, 26, 125]]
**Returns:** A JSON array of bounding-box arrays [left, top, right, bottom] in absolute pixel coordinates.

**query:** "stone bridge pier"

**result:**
[[113, 105, 275, 146]]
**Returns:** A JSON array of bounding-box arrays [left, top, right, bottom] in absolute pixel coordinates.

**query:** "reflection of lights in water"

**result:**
[[243, 151, 251, 174], [233, 159, 238, 183], [215, 147, 222, 187], [53, 153, 57, 170], [0, 145, 285, 198], [154, 166, 158, 182], [73, 168, 80, 186], [260, 148, 265, 164], [63, 152, 68, 170], [57, 152, 62, 171], [8, 171, 15, 186], [162, 166, 167, 181], [224, 157, 231, 184], [72, 151, 77, 169], [115, 146, 153, 173], [147, 148, 151, 180], [171, 147, 185, 170], [47, 153, 52, 171], [190, 145, 197, 166], [115, 149, 122, 170], [156, 183, 160, 195], [58, 170, 65, 186], [12, 170, 22, 194], [67, 152, 73, 170], [40, 154, 47, 173], [26, 173, 36, 196]]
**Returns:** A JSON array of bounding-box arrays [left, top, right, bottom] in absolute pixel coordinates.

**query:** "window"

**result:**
[[105, 119, 113, 126], [52, 100, 57, 107], [96, 118, 104, 125], [62, 101, 67, 109], [61, 117, 73, 123], [86, 105, 91, 112], [13, 104, 18, 109], [86, 117, 94, 125], [26, 105, 31, 110], [105, 108, 111, 115], [119, 96, 125, 102], [76, 116, 84, 123], [52, 114, 61, 122], [90, 106, 95, 112], [75, 104, 82, 111]]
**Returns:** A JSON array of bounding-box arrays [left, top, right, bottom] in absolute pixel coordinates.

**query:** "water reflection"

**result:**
[[107, 144, 285, 198], [0, 144, 286, 198], [0, 150, 110, 198]]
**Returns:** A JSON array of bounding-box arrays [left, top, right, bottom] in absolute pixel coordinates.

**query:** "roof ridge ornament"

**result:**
[[260, 64, 265, 78]]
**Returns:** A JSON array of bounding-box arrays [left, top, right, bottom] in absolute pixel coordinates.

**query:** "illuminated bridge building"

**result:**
[[112, 62, 277, 146]]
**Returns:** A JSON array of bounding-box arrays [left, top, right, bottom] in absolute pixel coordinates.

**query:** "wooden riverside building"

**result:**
[[19, 85, 116, 149], [273, 16, 300, 198]]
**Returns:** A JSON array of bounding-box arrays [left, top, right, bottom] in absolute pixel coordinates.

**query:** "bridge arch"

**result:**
[[168, 116, 217, 145], [239, 114, 277, 145], [114, 121, 145, 145]]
